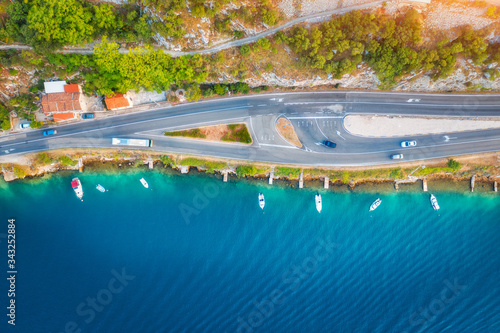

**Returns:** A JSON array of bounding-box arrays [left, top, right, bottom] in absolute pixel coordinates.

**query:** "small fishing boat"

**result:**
[[140, 178, 149, 189], [369, 198, 382, 211], [96, 184, 106, 193], [71, 177, 83, 200], [315, 193, 322, 213], [430, 194, 440, 210], [258, 193, 265, 209]]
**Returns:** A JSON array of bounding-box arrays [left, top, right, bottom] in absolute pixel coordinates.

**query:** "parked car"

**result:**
[[400, 140, 417, 148], [391, 154, 404, 160], [43, 129, 57, 136], [322, 140, 337, 148], [81, 113, 95, 119], [18, 123, 30, 129]]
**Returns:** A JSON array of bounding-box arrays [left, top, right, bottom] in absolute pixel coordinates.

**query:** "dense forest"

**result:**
[[0, 0, 281, 50]]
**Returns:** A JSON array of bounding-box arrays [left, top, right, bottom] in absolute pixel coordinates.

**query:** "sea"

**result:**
[[0, 170, 499, 333]]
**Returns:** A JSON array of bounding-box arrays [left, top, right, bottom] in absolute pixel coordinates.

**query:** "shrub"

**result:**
[[447, 159, 461, 170], [36, 153, 53, 165], [236, 165, 258, 177]]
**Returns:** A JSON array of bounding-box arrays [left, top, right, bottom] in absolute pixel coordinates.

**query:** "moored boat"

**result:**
[[140, 178, 149, 188], [96, 184, 106, 193], [315, 193, 322, 213], [258, 193, 265, 209], [71, 178, 83, 200], [369, 198, 382, 211], [430, 194, 440, 210]]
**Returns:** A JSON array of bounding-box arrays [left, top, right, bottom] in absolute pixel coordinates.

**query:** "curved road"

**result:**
[[1, 91, 500, 167]]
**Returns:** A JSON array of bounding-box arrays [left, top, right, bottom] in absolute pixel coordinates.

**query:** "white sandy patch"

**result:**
[[344, 115, 500, 137]]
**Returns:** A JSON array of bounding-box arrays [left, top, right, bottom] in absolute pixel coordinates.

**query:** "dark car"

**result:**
[[323, 140, 337, 148], [81, 113, 95, 119], [43, 129, 57, 136]]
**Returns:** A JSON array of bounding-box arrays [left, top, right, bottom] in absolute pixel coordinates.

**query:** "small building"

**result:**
[[41, 81, 83, 121], [104, 93, 133, 110]]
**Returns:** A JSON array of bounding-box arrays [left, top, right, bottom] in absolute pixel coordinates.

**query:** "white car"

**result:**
[[19, 123, 30, 129], [391, 154, 404, 160], [400, 140, 417, 148]]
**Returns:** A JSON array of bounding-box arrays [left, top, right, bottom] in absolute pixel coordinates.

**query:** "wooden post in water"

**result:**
[[78, 158, 83, 173], [299, 171, 304, 189], [471, 175, 475, 192], [324, 177, 329, 189]]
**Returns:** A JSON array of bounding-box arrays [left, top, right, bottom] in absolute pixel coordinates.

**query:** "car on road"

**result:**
[[81, 113, 95, 119], [323, 140, 337, 148], [391, 154, 404, 160], [400, 140, 417, 148], [43, 129, 57, 136], [18, 123, 30, 129]]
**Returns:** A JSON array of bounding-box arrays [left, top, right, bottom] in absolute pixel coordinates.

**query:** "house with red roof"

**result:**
[[104, 93, 133, 110], [41, 81, 83, 121]]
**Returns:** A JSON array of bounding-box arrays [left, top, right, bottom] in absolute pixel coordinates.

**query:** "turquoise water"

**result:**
[[0, 171, 499, 332]]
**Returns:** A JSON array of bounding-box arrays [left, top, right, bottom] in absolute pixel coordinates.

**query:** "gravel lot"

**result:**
[[344, 115, 500, 137]]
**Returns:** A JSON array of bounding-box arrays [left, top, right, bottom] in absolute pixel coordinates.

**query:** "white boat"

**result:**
[[315, 193, 322, 213], [140, 178, 149, 189], [430, 194, 440, 210], [96, 184, 106, 192], [369, 198, 382, 211], [71, 177, 83, 200], [258, 193, 265, 209]]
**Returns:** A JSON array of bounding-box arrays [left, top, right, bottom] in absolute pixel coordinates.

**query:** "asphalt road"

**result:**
[[1, 91, 500, 167]]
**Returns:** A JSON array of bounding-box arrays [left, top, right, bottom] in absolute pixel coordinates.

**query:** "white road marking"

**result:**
[[259, 143, 298, 149], [336, 130, 346, 140], [315, 119, 329, 139]]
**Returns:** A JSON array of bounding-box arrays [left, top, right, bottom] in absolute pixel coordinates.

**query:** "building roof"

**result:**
[[41, 92, 81, 114], [64, 84, 80, 93], [44, 81, 67, 94], [105, 93, 130, 110], [53, 112, 76, 121]]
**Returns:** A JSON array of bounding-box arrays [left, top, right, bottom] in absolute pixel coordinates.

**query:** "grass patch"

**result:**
[[236, 164, 268, 177], [221, 124, 252, 144], [58, 156, 77, 166], [164, 128, 206, 139], [178, 157, 227, 173], [275, 167, 301, 178]]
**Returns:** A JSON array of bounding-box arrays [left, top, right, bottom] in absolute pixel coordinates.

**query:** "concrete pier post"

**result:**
[[78, 158, 83, 172], [423, 178, 428, 192], [223, 171, 228, 182], [324, 177, 329, 189], [471, 175, 475, 192], [299, 171, 304, 189]]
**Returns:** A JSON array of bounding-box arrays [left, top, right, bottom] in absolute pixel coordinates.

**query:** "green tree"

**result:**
[[26, 0, 94, 49], [185, 85, 202, 102], [214, 84, 227, 96], [239, 45, 251, 56], [192, 5, 206, 18]]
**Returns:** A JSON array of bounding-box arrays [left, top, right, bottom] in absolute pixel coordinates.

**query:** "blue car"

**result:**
[[323, 140, 337, 148], [43, 129, 57, 136], [81, 113, 95, 119]]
